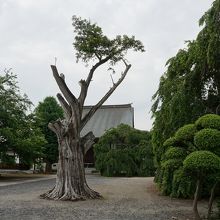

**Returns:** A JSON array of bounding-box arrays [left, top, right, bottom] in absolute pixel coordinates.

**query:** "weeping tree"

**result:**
[[151, 0, 220, 168], [40, 16, 144, 201]]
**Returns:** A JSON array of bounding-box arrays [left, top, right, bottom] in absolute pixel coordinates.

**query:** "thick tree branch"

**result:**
[[84, 139, 95, 155], [86, 55, 112, 86], [78, 55, 112, 107], [51, 65, 77, 106], [57, 93, 71, 118], [48, 120, 63, 136], [81, 131, 95, 155], [78, 79, 87, 111], [80, 62, 131, 130]]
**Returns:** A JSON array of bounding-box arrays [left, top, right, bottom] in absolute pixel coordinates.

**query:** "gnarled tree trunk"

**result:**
[[207, 182, 218, 219], [40, 61, 130, 201], [41, 119, 100, 200], [193, 179, 201, 220]]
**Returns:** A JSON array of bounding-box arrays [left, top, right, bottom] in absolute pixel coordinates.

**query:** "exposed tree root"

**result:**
[[40, 185, 102, 201]]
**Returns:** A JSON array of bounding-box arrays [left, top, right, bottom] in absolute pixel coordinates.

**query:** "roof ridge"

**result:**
[[83, 104, 132, 109]]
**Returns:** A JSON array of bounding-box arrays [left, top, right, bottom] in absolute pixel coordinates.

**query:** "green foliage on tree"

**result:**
[[195, 114, 220, 130], [156, 113, 220, 218], [183, 151, 220, 175], [194, 128, 220, 155], [94, 124, 154, 177], [155, 115, 220, 198], [183, 151, 220, 219], [151, 0, 220, 170], [72, 16, 144, 64], [163, 137, 179, 148], [41, 14, 145, 201], [175, 124, 197, 142], [35, 96, 63, 172], [164, 147, 187, 160], [0, 70, 46, 168]]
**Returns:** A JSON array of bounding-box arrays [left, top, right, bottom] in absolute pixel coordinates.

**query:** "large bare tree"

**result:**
[[40, 16, 144, 201]]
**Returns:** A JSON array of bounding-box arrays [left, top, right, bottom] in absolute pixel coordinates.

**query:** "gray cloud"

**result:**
[[0, 0, 214, 130]]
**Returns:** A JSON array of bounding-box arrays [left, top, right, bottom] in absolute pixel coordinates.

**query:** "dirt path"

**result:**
[[0, 175, 210, 220]]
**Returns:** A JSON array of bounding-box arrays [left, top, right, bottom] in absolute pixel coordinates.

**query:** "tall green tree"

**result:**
[[151, 0, 220, 168], [40, 16, 144, 201], [35, 96, 63, 172], [0, 69, 45, 168]]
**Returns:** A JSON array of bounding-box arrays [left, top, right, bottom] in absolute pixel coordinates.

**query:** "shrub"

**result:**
[[194, 129, 220, 155], [102, 149, 137, 177], [135, 140, 155, 176], [163, 137, 178, 148], [164, 147, 187, 160], [183, 151, 220, 219], [0, 153, 16, 165], [195, 114, 220, 130], [175, 124, 197, 141], [161, 168, 173, 195], [157, 114, 220, 202], [171, 167, 195, 198], [183, 151, 220, 174], [162, 159, 182, 170], [94, 124, 154, 177]]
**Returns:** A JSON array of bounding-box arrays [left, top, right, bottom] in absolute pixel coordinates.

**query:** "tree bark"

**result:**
[[193, 179, 201, 220], [207, 182, 218, 219], [45, 161, 52, 173], [41, 120, 101, 200], [41, 62, 130, 201]]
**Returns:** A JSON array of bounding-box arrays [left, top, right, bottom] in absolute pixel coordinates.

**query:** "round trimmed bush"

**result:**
[[162, 159, 182, 170], [195, 114, 220, 130], [165, 147, 186, 160], [183, 151, 220, 174], [163, 137, 178, 148], [175, 124, 197, 141], [194, 128, 220, 155]]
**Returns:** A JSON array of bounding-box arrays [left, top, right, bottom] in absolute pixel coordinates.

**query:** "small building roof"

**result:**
[[81, 104, 134, 137]]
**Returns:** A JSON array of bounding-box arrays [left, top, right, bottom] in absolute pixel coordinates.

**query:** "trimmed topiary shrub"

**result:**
[[183, 151, 220, 174], [175, 124, 197, 141], [183, 151, 220, 220], [164, 147, 187, 160], [194, 128, 220, 155], [155, 114, 220, 202], [195, 114, 220, 130], [161, 159, 182, 170], [163, 137, 179, 148]]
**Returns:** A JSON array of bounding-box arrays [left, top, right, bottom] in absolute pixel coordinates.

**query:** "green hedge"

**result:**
[[94, 124, 155, 177]]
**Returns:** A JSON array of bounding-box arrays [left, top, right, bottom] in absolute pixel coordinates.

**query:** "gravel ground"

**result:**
[[0, 174, 210, 220]]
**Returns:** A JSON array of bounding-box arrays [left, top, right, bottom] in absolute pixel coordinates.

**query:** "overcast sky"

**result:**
[[0, 0, 214, 130]]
